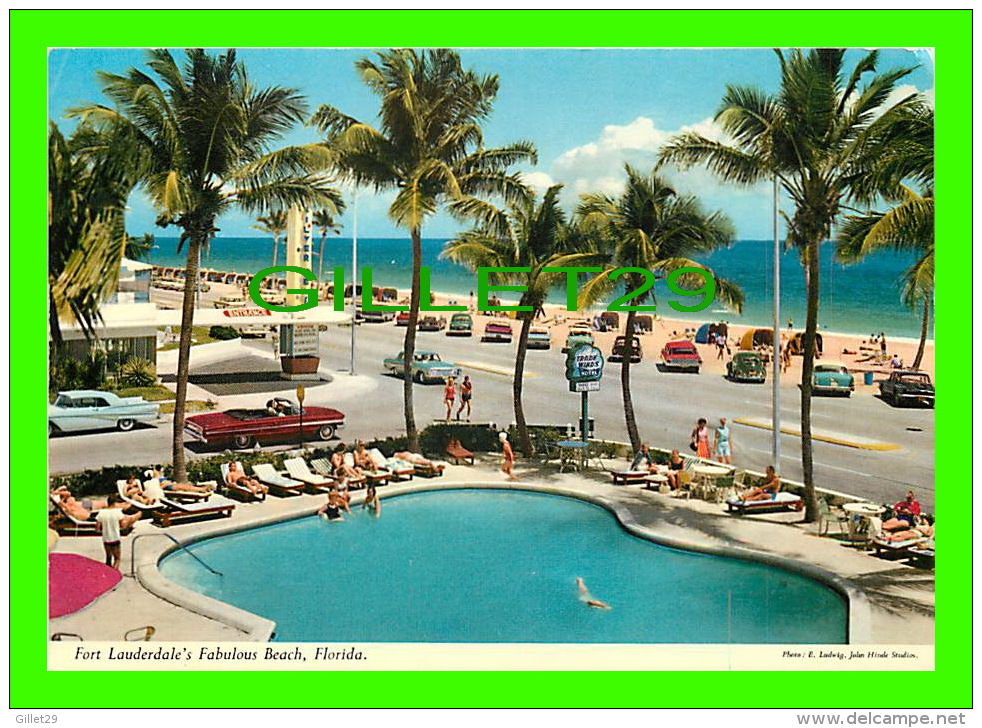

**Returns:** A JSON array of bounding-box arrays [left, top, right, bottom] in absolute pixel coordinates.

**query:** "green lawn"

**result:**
[[158, 326, 225, 351]]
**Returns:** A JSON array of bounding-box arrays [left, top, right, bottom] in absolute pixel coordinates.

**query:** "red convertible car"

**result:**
[[660, 340, 702, 372], [184, 397, 345, 449]]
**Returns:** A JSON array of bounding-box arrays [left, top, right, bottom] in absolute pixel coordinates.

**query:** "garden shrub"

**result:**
[[208, 325, 241, 340], [119, 357, 156, 387]]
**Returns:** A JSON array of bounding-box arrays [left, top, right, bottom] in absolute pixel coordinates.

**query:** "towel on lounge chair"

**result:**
[[251, 463, 305, 497], [283, 458, 334, 492]]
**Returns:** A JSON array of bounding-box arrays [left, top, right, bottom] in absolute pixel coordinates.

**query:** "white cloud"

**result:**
[[519, 171, 556, 195]]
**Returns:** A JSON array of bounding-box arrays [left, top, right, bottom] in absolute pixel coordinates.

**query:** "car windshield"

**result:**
[[900, 374, 930, 383], [54, 395, 73, 408], [815, 365, 846, 373]]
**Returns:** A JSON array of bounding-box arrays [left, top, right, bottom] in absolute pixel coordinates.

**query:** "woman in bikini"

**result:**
[[443, 377, 456, 423], [666, 448, 685, 491], [331, 444, 363, 480], [456, 376, 473, 421]]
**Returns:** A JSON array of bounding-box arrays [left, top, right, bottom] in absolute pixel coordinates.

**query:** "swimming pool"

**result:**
[[159, 489, 848, 643]]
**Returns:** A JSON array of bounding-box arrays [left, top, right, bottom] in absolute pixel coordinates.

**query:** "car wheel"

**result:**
[[317, 425, 336, 441], [414, 371, 425, 383], [232, 434, 255, 449], [117, 418, 136, 432], [48, 422, 56, 437]]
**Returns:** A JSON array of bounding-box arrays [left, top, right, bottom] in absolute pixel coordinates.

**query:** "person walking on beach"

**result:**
[[714, 417, 732, 465], [95, 496, 142, 570], [456, 376, 473, 421], [499, 431, 517, 480], [443, 376, 456, 423], [691, 418, 711, 460], [716, 334, 726, 359]]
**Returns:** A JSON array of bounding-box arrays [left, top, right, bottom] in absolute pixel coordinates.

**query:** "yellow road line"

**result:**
[[733, 417, 900, 451], [455, 361, 538, 378]]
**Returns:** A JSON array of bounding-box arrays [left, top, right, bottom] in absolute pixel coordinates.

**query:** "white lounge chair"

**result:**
[[251, 463, 305, 497], [283, 458, 334, 492], [369, 448, 414, 481], [219, 462, 266, 502]]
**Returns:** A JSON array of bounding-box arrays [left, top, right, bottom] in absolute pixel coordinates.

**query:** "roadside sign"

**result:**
[[570, 380, 600, 393], [565, 344, 605, 383]]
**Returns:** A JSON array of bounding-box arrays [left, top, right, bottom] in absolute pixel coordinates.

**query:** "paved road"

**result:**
[[49, 322, 935, 510]]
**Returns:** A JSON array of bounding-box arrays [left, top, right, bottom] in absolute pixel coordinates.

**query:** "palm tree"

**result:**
[[658, 49, 916, 521], [48, 122, 134, 344], [72, 48, 342, 480], [568, 165, 742, 452], [837, 103, 934, 370], [312, 206, 345, 280], [252, 209, 288, 267], [443, 184, 573, 456], [311, 48, 536, 451]]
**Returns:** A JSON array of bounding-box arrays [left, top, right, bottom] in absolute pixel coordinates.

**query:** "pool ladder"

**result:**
[[130, 532, 223, 578]]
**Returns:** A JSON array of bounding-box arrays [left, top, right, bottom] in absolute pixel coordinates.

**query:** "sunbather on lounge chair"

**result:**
[[51, 487, 110, 521], [394, 452, 443, 471], [353, 441, 376, 471], [123, 477, 155, 505], [144, 468, 213, 493], [331, 444, 363, 480], [740, 466, 781, 501], [225, 462, 267, 496]]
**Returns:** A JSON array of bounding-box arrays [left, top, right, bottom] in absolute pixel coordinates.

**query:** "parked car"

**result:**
[[418, 315, 447, 332], [660, 340, 702, 372], [562, 330, 594, 353], [482, 322, 513, 343], [526, 327, 551, 350], [382, 351, 461, 383], [49, 390, 160, 436], [447, 313, 473, 337], [879, 370, 934, 407], [395, 312, 411, 327], [811, 360, 855, 396], [185, 397, 345, 449], [357, 308, 396, 323], [726, 351, 766, 383], [214, 294, 248, 309], [236, 323, 270, 338], [608, 335, 642, 363]]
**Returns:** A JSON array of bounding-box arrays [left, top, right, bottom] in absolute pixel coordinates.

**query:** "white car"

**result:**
[[48, 390, 160, 436]]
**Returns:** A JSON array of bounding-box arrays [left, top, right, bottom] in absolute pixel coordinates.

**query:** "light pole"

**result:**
[[349, 187, 358, 376], [772, 174, 781, 468]]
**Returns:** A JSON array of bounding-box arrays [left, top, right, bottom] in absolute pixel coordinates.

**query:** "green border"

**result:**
[[14, 9, 971, 709]]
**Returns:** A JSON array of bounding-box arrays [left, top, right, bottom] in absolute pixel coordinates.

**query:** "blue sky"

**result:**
[[48, 47, 934, 240]]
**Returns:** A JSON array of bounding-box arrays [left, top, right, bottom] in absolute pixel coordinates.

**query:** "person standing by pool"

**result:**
[[95, 496, 141, 569], [499, 431, 516, 480], [318, 486, 350, 521], [443, 376, 456, 423], [691, 418, 711, 460], [714, 418, 732, 465], [456, 376, 473, 422]]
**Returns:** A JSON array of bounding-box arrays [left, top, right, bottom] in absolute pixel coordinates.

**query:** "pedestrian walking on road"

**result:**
[[691, 418, 711, 460], [714, 417, 732, 465], [443, 376, 456, 423], [456, 375, 473, 421]]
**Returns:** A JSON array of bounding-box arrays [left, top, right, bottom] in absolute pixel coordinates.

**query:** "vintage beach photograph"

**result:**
[[46, 45, 936, 659]]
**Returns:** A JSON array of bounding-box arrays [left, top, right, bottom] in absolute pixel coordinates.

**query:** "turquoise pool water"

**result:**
[[159, 490, 848, 643]]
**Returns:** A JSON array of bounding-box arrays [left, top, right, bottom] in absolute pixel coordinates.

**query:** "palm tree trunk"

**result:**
[[912, 297, 929, 370], [622, 309, 641, 451], [317, 232, 327, 280], [513, 315, 535, 457], [799, 240, 821, 523], [171, 233, 204, 481], [403, 226, 422, 452], [272, 234, 279, 268]]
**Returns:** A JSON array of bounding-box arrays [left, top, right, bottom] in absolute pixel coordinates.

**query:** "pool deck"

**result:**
[[49, 457, 934, 644]]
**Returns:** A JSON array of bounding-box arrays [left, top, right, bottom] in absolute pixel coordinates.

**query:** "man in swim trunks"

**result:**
[[741, 465, 780, 501], [456, 375, 473, 421]]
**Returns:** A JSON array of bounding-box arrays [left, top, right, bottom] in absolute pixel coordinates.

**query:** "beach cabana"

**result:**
[[633, 315, 653, 333], [600, 311, 620, 330], [739, 328, 773, 350], [787, 332, 824, 356], [695, 322, 728, 344]]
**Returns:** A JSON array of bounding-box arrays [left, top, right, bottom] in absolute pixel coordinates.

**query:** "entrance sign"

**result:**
[[566, 344, 604, 384]]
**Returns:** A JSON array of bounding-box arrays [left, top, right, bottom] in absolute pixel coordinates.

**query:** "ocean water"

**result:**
[[159, 489, 847, 643], [149, 236, 931, 339]]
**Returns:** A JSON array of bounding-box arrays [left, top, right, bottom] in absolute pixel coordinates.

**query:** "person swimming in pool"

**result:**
[[576, 577, 611, 610], [318, 487, 349, 521]]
